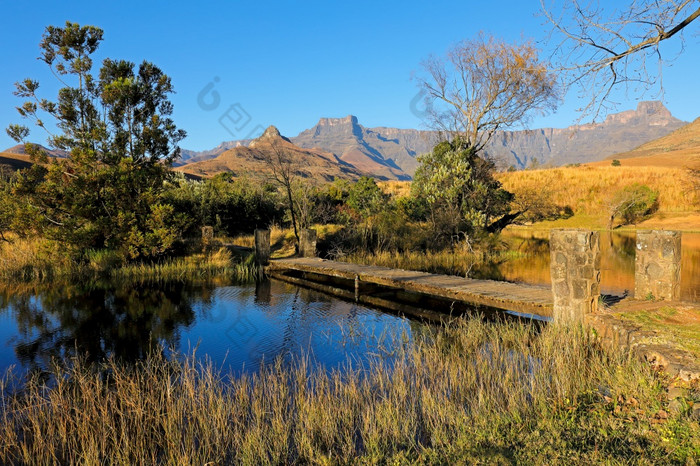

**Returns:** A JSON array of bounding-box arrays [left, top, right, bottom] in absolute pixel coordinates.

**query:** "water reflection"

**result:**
[[490, 231, 700, 301], [0, 279, 414, 375]]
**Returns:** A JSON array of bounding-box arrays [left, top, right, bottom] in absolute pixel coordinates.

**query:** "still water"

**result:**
[[0, 280, 416, 375], [1, 231, 697, 375], [481, 230, 700, 302]]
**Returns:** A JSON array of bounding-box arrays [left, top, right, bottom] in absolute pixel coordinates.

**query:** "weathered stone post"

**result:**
[[201, 226, 214, 241], [549, 229, 601, 323], [635, 230, 681, 301], [299, 228, 317, 258], [201, 226, 214, 251], [254, 229, 271, 265]]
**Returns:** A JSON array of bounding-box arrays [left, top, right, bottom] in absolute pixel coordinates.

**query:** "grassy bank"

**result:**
[[0, 235, 261, 284], [0, 318, 697, 464]]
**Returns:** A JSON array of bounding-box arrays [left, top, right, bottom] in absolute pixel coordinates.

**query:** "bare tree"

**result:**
[[541, 0, 700, 118], [417, 33, 560, 154], [262, 140, 301, 248]]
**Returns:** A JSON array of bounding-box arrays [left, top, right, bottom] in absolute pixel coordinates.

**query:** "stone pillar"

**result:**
[[549, 229, 601, 323], [201, 226, 214, 241], [254, 229, 270, 265], [201, 226, 214, 251], [635, 230, 681, 301], [298, 228, 317, 258]]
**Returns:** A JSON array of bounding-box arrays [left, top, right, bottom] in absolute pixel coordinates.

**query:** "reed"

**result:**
[[0, 236, 261, 284], [112, 248, 262, 283], [1, 318, 695, 464]]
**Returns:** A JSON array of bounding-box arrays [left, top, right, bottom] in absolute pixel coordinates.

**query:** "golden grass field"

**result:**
[[380, 163, 699, 230]]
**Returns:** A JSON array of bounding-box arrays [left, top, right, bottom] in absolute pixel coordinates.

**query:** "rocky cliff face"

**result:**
[[292, 116, 421, 180], [178, 101, 687, 178], [483, 101, 685, 168]]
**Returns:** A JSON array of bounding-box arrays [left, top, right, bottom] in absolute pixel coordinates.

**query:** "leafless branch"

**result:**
[[541, 0, 700, 119]]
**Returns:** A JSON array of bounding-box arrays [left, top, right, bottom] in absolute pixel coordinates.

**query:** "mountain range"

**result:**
[[175, 101, 686, 179], [177, 126, 366, 181], [3, 101, 690, 181]]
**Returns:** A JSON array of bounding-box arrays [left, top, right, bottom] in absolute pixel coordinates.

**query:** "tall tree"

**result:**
[[417, 33, 559, 154], [6, 22, 186, 259], [541, 0, 700, 118], [412, 139, 513, 244]]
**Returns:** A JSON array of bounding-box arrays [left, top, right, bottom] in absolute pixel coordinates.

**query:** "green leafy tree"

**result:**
[[6, 22, 186, 259], [412, 139, 513, 244], [607, 184, 659, 229], [346, 177, 387, 219]]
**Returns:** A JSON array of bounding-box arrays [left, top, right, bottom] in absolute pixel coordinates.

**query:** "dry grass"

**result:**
[[600, 117, 700, 167], [0, 235, 260, 283], [0, 318, 696, 464], [113, 248, 262, 283], [0, 236, 78, 281], [498, 165, 698, 216]]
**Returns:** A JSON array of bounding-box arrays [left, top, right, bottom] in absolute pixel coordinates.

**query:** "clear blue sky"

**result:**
[[1, 0, 699, 151]]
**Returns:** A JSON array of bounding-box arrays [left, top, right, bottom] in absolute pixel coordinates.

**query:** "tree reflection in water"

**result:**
[[1, 281, 215, 373]]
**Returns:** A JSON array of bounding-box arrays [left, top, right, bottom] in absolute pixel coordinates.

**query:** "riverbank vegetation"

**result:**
[[1, 317, 697, 464]]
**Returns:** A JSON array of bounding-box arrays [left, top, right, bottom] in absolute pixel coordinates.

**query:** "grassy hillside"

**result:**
[[499, 165, 696, 214], [0, 152, 33, 172], [595, 117, 700, 169]]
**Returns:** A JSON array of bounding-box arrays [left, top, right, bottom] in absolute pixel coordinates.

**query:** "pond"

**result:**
[[2, 230, 697, 376], [0, 279, 418, 376], [477, 230, 700, 302]]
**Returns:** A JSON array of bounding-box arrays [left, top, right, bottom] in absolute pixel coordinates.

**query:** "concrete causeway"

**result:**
[[267, 257, 554, 318]]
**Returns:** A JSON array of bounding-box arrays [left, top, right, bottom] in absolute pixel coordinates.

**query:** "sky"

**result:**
[[1, 0, 699, 152]]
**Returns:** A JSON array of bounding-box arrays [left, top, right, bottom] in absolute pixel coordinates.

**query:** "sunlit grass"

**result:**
[[498, 165, 697, 216], [0, 235, 259, 284], [0, 318, 697, 464], [113, 248, 262, 283]]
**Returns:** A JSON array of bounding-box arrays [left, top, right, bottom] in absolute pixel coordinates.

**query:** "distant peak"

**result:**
[[262, 125, 281, 138], [249, 125, 291, 147], [317, 115, 359, 127], [636, 101, 671, 117]]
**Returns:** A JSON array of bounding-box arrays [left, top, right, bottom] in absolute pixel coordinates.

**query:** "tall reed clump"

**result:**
[[1, 318, 696, 464], [112, 248, 262, 283], [0, 236, 79, 281], [0, 234, 262, 284]]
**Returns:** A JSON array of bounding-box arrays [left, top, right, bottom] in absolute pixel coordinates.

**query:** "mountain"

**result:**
[[177, 139, 253, 166], [482, 101, 686, 168], [177, 101, 687, 179], [595, 117, 700, 169], [291, 115, 434, 179], [176, 126, 367, 181], [3, 143, 68, 158]]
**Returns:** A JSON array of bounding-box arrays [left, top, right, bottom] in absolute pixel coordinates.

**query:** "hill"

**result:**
[[0, 152, 33, 172], [176, 126, 367, 181], [3, 143, 68, 158], [595, 117, 700, 169]]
